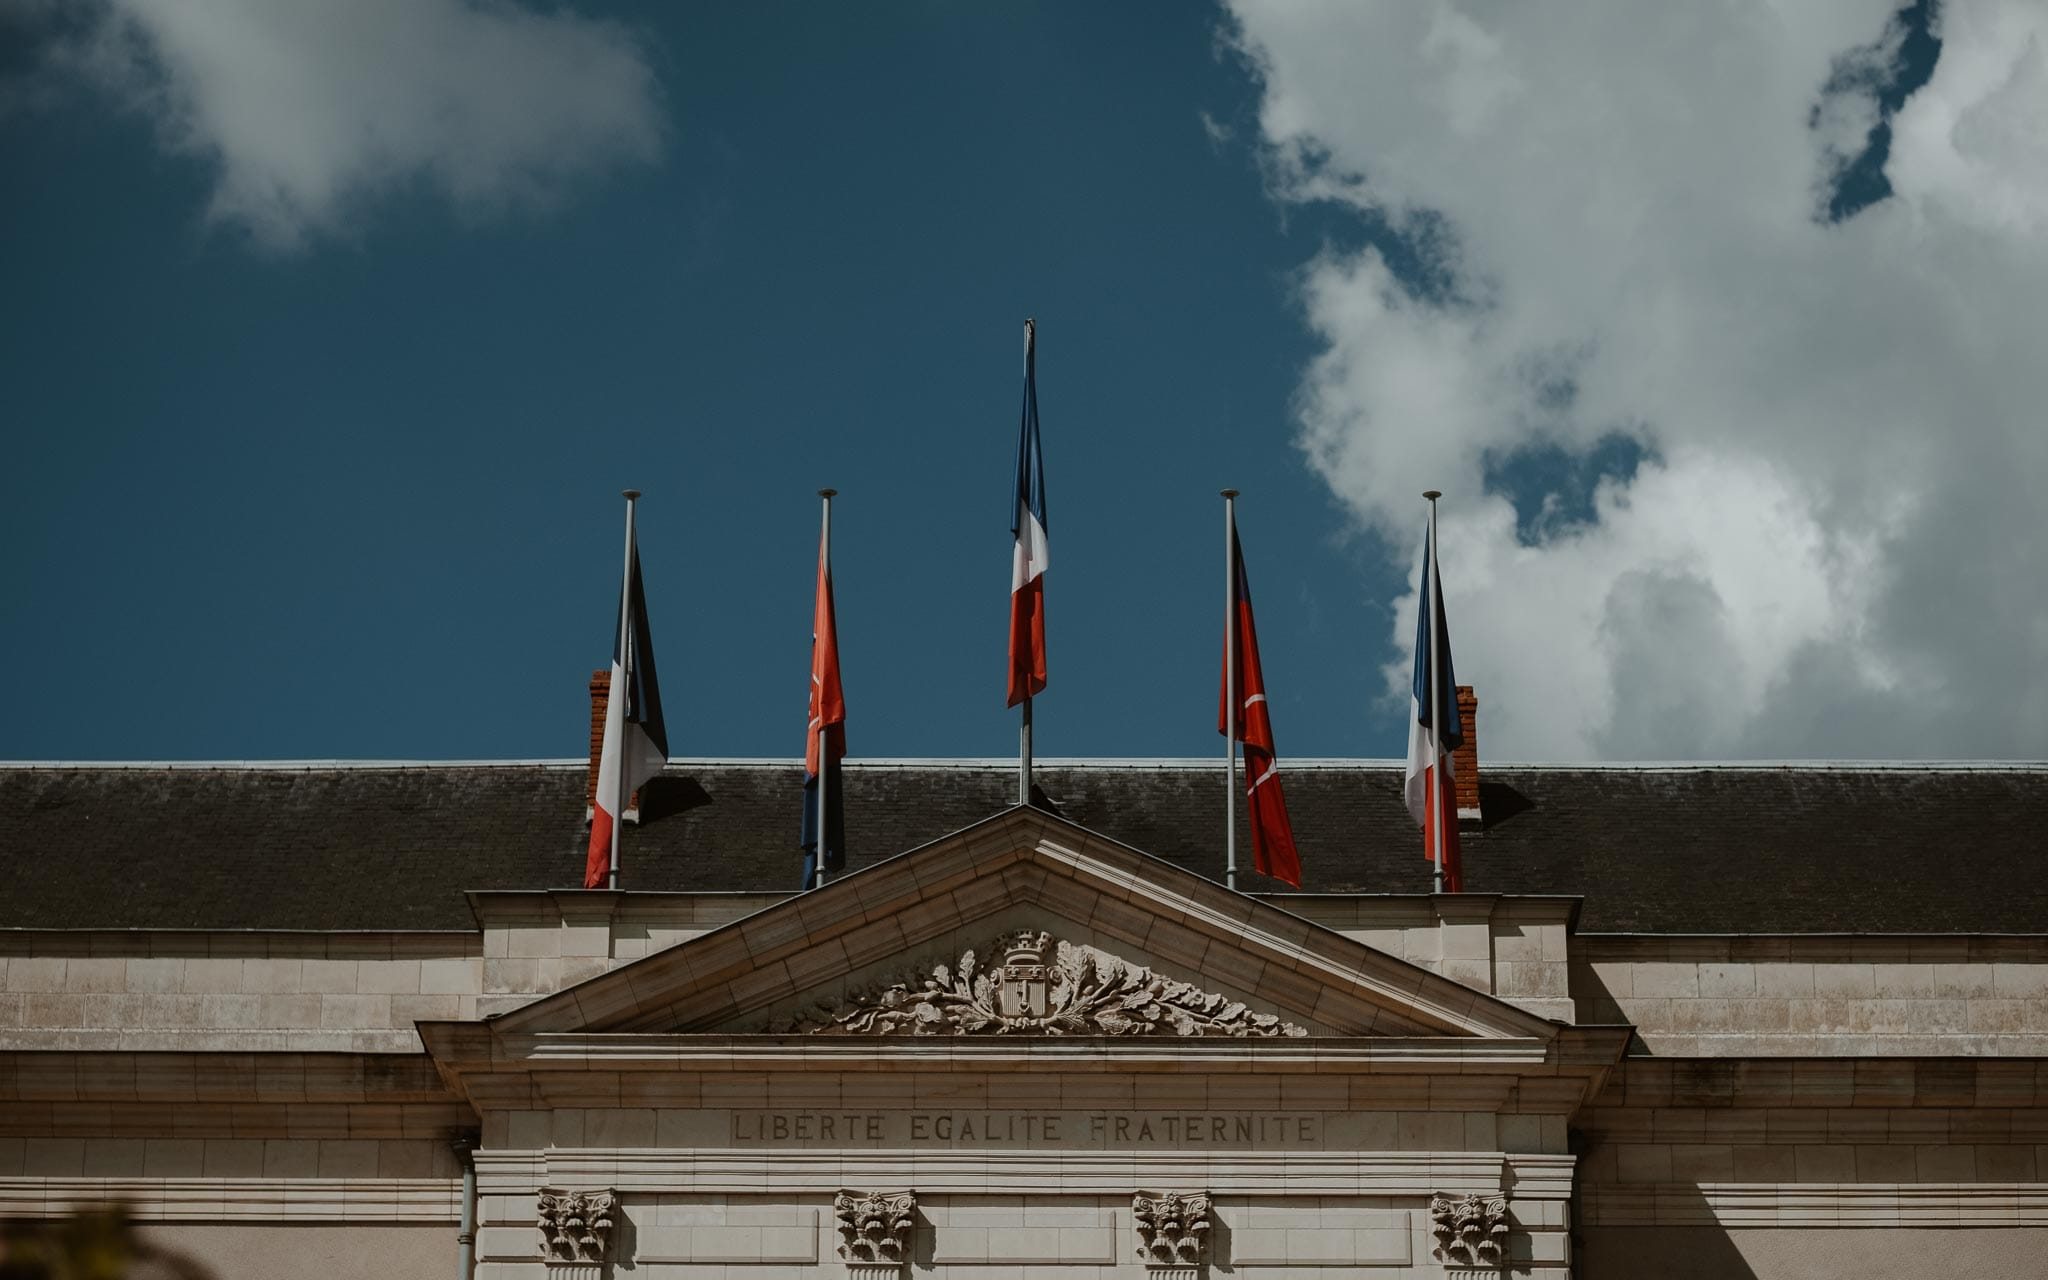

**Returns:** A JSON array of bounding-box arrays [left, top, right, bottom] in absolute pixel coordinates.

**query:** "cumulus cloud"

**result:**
[[1226, 0, 2048, 759], [31, 0, 662, 248]]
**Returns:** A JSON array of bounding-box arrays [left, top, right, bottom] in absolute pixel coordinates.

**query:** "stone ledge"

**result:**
[[472, 1150, 1561, 1198], [0, 1175, 460, 1221], [1582, 1180, 2048, 1227]]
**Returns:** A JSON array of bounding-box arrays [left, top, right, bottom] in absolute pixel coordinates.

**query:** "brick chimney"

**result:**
[[1454, 685, 1481, 831], [586, 669, 639, 821]]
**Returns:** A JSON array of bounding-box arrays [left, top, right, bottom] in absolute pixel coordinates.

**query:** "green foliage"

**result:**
[[0, 1207, 217, 1280]]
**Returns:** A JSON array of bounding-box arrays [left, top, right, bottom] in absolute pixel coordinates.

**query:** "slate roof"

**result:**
[[1, 761, 2043, 934]]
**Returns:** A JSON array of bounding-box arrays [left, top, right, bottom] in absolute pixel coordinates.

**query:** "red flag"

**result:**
[[1218, 520, 1301, 886], [802, 523, 846, 881], [806, 528, 846, 777]]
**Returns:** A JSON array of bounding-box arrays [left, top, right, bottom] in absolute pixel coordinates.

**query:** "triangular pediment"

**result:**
[[491, 806, 1560, 1043]]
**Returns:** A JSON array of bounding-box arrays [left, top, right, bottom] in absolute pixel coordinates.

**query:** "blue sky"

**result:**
[[5, 1, 2042, 764], [1, 2, 1406, 762]]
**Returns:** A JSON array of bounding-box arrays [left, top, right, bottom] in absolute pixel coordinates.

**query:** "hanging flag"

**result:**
[[800, 523, 846, 887], [1007, 319, 1049, 707], [584, 544, 669, 889], [1404, 519, 1464, 892], [1218, 520, 1302, 886]]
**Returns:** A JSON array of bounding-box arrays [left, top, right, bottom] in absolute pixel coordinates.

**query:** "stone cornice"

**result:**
[[416, 1025, 1630, 1118], [1583, 1180, 2048, 1227], [0, 1177, 460, 1222], [0, 1050, 460, 1104], [473, 1150, 1576, 1199], [480, 1033, 1557, 1068], [1588, 1054, 2048, 1111]]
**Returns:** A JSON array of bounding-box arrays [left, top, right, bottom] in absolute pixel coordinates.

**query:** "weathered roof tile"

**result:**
[[1, 762, 2041, 934]]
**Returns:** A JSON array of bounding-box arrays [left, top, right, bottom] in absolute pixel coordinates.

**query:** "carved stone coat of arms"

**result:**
[[765, 930, 1308, 1037]]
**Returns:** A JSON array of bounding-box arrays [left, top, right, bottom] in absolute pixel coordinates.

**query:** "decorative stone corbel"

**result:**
[[1133, 1190, 1212, 1280], [537, 1188, 616, 1279], [835, 1188, 916, 1279], [1429, 1192, 1508, 1277]]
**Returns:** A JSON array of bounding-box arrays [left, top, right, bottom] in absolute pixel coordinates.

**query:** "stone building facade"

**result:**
[[3, 722, 2046, 1279]]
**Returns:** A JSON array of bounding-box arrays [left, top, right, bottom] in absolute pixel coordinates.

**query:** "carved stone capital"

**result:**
[[1429, 1192, 1507, 1273], [772, 932, 1307, 1037], [1133, 1189, 1212, 1275], [537, 1187, 615, 1270], [835, 1188, 916, 1272]]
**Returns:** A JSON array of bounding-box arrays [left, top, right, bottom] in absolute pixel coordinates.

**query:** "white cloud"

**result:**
[[1227, 0, 2048, 759], [40, 0, 663, 248]]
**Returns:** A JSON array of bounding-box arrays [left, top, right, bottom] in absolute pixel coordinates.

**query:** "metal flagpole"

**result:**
[[815, 488, 835, 890], [610, 489, 640, 892], [1020, 698, 1032, 806], [1222, 489, 1240, 892], [1423, 490, 1445, 895], [1019, 319, 1035, 810]]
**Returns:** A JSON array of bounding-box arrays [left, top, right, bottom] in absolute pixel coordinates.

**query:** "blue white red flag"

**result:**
[[1404, 520, 1463, 891], [1218, 519, 1301, 886], [585, 543, 668, 889], [801, 526, 845, 886], [1007, 319, 1048, 708]]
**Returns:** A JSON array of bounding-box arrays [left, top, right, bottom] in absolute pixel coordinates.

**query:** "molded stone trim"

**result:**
[[1582, 1180, 2048, 1227], [0, 1176, 459, 1221]]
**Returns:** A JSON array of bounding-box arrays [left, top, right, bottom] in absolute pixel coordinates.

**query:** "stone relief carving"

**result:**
[[1133, 1190, 1212, 1275], [536, 1188, 615, 1265], [834, 1188, 916, 1271], [1429, 1192, 1508, 1272], [767, 930, 1308, 1037]]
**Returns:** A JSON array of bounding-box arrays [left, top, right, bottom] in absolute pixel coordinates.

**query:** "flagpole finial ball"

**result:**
[[1221, 489, 1239, 499], [1422, 490, 1442, 501], [818, 488, 837, 499], [622, 489, 642, 501]]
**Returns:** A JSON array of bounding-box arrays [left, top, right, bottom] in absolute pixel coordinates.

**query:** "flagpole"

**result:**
[[1222, 489, 1240, 892], [1018, 317, 1036, 810], [611, 489, 640, 893], [1020, 698, 1032, 806], [1423, 489, 1445, 895], [815, 488, 836, 890]]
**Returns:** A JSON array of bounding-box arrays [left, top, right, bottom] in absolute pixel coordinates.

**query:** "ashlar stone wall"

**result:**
[[1573, 936, 2048, 1055]]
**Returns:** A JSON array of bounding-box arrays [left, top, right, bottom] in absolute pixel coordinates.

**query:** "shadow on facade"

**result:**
[[608, 1204, 638, 1271], [637, 775, 712, 823], [1579, 1215, 1761, 1280]]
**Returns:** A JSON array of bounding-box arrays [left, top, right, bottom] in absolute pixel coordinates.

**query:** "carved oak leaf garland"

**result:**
[[764, 932, 1308, 1037]]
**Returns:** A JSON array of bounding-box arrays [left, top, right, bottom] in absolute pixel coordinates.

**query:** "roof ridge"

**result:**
[[2, 757, 2045, 772]]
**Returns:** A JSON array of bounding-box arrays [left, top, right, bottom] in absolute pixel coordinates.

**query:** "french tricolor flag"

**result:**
[[1007, 319, 1048, 708], [584, 540, 668, 890], [1404, 517, 1463, 892]]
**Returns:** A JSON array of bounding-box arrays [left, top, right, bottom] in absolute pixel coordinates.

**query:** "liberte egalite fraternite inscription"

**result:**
[[764, 930, 1308, 1037]]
